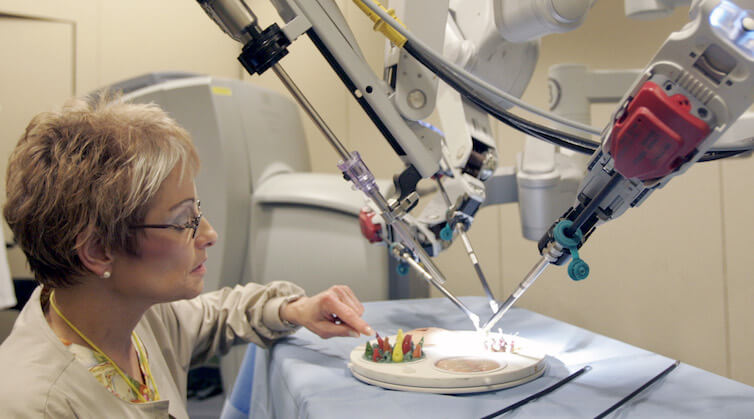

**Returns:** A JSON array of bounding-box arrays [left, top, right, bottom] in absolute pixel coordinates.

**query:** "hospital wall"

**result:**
[[0, 0, 751, 388]]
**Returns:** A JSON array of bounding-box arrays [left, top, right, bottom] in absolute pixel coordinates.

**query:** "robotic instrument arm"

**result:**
[[378, 0, 593, 312], [483, 0, 754, 332]]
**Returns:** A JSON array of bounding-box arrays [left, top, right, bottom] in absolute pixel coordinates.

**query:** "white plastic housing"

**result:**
[[494, 0, 591, 42]]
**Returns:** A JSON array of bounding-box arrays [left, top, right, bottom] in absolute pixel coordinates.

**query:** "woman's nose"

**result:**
[[196, 217, 218, 248]]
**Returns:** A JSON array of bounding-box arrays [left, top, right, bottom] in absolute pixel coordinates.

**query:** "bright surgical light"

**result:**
[[710, 0, 754, 57], [710, 1, 741, 36]]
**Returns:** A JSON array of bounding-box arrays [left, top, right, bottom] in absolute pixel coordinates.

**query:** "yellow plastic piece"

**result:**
[[352, 0, 407, 47], [392, 329, 405, 362], [211, 86, 233, 96]]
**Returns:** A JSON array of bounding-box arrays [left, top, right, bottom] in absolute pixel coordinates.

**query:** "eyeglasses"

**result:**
[[130, 201, 203, 239]]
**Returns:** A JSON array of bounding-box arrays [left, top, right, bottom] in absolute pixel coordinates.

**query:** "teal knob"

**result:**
[[396, 262, 409, 276], [553, 220, 582, 247], [568, 258, 590, 281], [440, 224, 454, 241], [554, 219, 590, 281]]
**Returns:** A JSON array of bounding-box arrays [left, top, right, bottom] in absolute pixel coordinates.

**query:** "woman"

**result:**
[[0, 96, 373, 417]]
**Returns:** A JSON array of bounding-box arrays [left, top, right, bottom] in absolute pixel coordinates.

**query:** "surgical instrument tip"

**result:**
[[481, 255, 551, 333]]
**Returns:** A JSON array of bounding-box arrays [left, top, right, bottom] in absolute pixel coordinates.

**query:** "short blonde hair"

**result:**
[[4, 96, 200, 288]]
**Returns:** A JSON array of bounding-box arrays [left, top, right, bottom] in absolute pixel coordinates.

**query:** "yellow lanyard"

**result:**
[[49, 290, 161, 402]]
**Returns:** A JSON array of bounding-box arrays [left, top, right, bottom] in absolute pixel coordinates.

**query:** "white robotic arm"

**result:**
[[390, 0, 594, 310], [326, 0, 595, 312], [198, 0, 488, 325], [517, 66, 642, 240], [434, 0, 595, 244], [483, 0, 754, 332], [380, 0, 595, 244]]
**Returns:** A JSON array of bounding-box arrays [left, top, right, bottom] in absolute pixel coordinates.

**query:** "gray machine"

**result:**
[[114, 73, 401, 391]]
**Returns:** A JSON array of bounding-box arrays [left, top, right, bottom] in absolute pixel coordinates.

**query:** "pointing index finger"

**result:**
[[328, 299, 373, 336]]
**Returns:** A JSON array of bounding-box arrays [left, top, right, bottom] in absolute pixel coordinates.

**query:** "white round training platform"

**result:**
[[348, 328, 547, 394]]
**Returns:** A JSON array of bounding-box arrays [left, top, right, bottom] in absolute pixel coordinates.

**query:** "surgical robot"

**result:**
[[192, 0, 754, 336], [195, 0, 754, 336]]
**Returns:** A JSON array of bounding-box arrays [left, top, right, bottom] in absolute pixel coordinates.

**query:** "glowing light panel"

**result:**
[[710, 0, 754, 57]]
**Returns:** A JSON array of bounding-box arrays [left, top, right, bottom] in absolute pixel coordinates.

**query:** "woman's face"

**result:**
[[110, 165, 217, 304]]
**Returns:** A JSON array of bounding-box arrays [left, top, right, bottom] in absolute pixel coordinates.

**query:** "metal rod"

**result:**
[[593, 360, 680, 419], [435, 177, 453, 206], [436, 177, 495, 308], [456, 224, 498, 313], [270, 61, 479, 327], [388, 217, 447, 285], [396, 247, 480, 329], [272, 63, 352, 160], [481, 365, 591, 419], [481, 255, 551, 333]]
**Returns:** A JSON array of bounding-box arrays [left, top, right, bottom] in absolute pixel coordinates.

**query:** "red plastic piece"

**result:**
[[607, 81, 710, 181], [359, 208, 382, 243]]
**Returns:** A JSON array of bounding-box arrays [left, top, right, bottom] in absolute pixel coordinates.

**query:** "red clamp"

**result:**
[[359, 208, 383, 243], [607, 81, 710, 181]]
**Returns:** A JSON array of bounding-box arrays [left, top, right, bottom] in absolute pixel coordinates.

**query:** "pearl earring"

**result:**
[[102, 271, 111, 279]]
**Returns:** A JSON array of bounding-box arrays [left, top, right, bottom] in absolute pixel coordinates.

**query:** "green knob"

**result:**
[[397, 262, 409, 276], [568, 258, 590, 281], [440, 224, 454, 241], [554, 220, 590, 281], [553, 219, 582, 247]]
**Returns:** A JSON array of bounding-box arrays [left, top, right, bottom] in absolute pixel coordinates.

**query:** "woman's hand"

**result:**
[[280, 285, 374, 338]]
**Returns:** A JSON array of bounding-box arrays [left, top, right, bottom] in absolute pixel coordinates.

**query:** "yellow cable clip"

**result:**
[[352, 0, 407, 47]]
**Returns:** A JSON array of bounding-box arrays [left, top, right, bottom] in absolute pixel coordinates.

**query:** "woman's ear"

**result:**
[[75, 229, 114, 278]]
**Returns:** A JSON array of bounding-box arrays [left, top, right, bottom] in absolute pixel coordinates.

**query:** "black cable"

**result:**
[[594, 360, 680, 419], [402, 41, 754, 162], [698, 149, 750, 161], [480, 366, 591, 419], [469, 93, 596, 155], [407, 42, 601, 150], [403, 42, 599, 155]]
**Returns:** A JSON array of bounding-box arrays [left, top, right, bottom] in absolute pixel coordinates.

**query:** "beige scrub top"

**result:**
[[0, 281, 304, 418]]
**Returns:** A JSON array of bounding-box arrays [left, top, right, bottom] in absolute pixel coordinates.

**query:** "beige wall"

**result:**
[[1, 0, 751, 386], [0, 0, 241, 277]]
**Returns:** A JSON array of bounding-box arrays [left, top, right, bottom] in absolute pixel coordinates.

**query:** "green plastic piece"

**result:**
[[553, 220, 590, 281], [440, 224, 453, 241], [364, 342, 373, 357], [553, 219, 582, 247], [396, 262, 409, 276], [568, 258, 590, 281]]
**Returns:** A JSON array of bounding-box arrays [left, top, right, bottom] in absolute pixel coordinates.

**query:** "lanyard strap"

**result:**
[[49, 290, 160, 402], [133, 331, 161, 400]]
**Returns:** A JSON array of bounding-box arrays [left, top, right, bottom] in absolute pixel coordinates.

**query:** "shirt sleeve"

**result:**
[[148, 281, 305, 369]]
